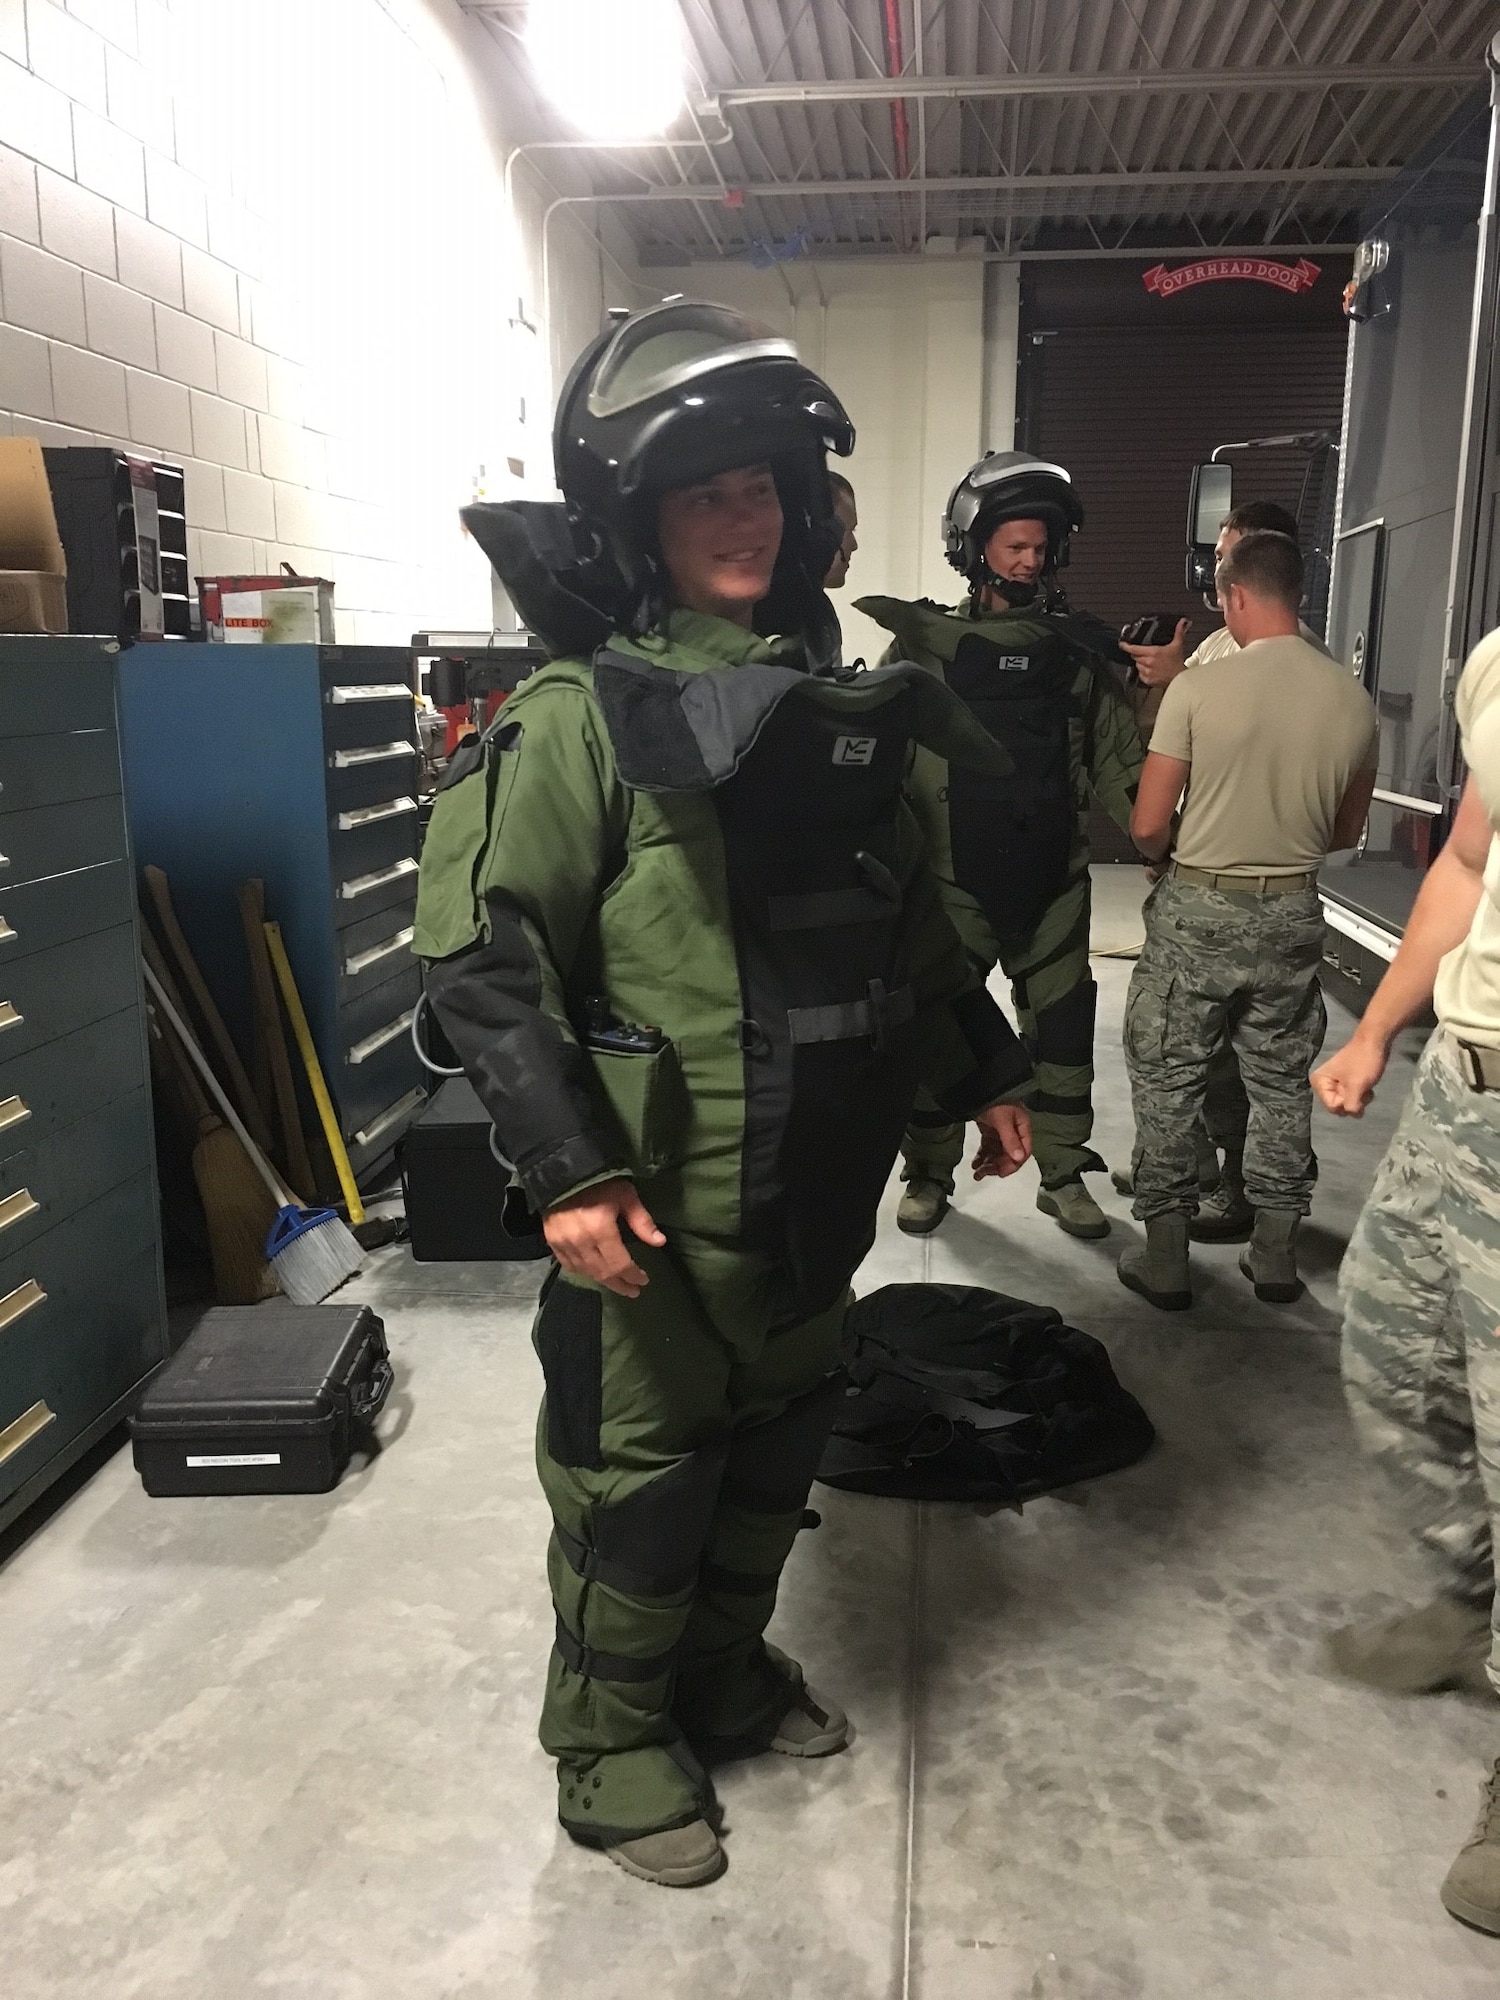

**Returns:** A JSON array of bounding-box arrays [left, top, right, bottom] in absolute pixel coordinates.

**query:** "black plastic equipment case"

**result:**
[[399, 1077, 549, 1262], [130, 1304, 393, 1497]]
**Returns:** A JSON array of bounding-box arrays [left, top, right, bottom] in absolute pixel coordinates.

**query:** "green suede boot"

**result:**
[[1117, 1215, 1192, 1311], [1190, 1154, 1253, 1242], [1442, 1759, 1500, 1934], [1240, 1209, 1303, 1303]]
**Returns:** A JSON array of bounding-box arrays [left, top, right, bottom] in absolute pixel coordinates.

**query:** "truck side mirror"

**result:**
[[1186, 462, 1233, 593]]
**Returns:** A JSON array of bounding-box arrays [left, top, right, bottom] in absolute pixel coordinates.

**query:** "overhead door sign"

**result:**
[[1143, 257, 1321, 298]]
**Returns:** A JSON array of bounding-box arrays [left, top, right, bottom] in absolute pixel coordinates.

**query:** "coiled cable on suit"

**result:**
[[410, 987, 465, 1077]]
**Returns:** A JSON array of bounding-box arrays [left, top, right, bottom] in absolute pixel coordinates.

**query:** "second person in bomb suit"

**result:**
[[857, 451, 1144, 1240], [415, 304, 1034, 1889]]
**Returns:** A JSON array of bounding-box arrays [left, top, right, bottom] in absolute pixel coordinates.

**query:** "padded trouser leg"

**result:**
[[1002, 871, 1102, 1189], [675, 1314, 848, 1746], [900, 1088, 965, 1191], [532, 1253, 731, 1840], [531, 1242, 846, 1836]]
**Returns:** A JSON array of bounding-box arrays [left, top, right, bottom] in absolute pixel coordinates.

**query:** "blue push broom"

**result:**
[[143, 964, 364, 1304]]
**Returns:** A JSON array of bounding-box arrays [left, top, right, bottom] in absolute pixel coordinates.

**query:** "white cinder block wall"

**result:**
[[0, 0, 635, 642], [649, 255, 1021, 670]]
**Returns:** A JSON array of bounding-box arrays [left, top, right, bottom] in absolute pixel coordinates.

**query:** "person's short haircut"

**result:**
[[1217, 528, 1304, 609], [1222, 498, 1300, 541], [828, 470, 854, 503]]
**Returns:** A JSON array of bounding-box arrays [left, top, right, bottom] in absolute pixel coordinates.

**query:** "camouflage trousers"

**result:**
[[902, 867, 1102, 1192], [1341, 1032, 1500, 1680], [1124, 875, 1326, 1221]]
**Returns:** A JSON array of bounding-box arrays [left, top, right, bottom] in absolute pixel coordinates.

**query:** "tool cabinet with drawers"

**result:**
[[116, 645, 428, 1187], [0, 636, 168, 1535]]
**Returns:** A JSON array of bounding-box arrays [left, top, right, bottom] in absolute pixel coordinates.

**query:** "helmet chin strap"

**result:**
[[977, 569, 1040, 608]]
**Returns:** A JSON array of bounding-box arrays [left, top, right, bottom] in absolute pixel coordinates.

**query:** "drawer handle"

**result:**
[[352, 1086, 426, 1150], [344, 926, 415, 977], [348, 1008, 415, 1066], [330, 741, 416, 769], [0, 1001, 22, 1033], [336, 796, 417, 832], [0, 1095, 30, 1133], [0, 1188, 39, 1233], [0, 1398, 55, 1469], [0, 1277, 47, 1334], [326, 683, 411, 705], [339, 857, 419, 901], [0, 917, 14, 944]]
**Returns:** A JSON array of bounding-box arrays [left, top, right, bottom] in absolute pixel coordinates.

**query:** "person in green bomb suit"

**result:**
[[413, 303, 1035, 1890], [857, 451, 1144, 1241]]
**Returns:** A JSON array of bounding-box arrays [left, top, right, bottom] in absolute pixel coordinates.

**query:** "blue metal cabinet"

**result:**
[[115, 645, 427, 1185], [0, 637, 167, 1533]]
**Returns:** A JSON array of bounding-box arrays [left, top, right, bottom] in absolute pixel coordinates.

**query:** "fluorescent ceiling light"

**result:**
[[526, 0, 685, 139]]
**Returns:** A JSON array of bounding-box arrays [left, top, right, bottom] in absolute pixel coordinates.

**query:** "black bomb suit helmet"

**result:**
[[943, 450, 1084, 606], [553, 300, 855, 665]]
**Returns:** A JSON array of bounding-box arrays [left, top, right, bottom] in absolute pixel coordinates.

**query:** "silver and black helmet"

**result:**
[[553, 300, 854, 659], [943, 450, 1083, 589]]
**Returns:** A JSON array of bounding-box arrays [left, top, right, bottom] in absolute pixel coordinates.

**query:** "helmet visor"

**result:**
[[587, 303, 796, 420]]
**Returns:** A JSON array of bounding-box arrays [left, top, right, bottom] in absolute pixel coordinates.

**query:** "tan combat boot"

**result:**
[[601, 1819, 725, 1888], [770, 1680, 849, 1758], [1324, 1597, 1495, 1697], [1037, 1178, 1110, 1239], [1239, 1209, 1303, 1302], [897, 1176, 949, 1235], [1117, 1215, 1192, 1310], [1442, 1758, 1500, 1934], [1190, 1154, 1253, 1242]]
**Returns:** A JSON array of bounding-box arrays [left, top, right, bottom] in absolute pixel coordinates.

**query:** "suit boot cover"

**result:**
[[1443, 1760, 1500, 1934], [1190, 1151, 1252, 1241], [1117, 1214, 1192, 1311], [533, 1258, 846, 1855], [1240, 1208, 1303, 1303]]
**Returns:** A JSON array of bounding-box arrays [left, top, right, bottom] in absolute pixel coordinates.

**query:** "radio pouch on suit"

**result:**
[[818, 1283, 1155, 1505]]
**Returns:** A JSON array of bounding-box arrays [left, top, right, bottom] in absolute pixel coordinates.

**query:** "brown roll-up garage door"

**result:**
[[1018, 259, 1352, 856]]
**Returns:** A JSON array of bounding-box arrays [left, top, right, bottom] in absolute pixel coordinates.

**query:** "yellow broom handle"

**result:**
[[263, 921, 366, 1226]]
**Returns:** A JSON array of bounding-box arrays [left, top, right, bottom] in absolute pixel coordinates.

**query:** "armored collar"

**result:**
[[592, 644, 1014, 793]]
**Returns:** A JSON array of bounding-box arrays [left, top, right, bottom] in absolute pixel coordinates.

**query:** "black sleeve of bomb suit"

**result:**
[[425, 899, 629, 1212], [932, 985, 1036, 1119]]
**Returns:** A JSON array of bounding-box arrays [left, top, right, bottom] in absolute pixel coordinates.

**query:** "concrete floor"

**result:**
[[3, 867, 1498, 1999]]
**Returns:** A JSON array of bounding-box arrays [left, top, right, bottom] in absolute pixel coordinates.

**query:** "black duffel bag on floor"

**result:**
[[817, 1283, 1155, 1505]]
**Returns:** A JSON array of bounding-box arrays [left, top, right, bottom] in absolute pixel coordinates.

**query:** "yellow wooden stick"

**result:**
[[263, 920, 366, 1227]]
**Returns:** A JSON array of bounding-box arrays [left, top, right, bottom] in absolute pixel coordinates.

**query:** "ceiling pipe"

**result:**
[[593, 165, 1390, 201], [709, 61, 1480, 109], [880, 0, 913, 186]]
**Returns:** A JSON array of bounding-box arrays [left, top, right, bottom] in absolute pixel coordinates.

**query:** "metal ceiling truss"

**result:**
[[464, 1, 1492, 262]]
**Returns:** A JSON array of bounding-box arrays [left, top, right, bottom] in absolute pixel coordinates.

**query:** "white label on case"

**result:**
[[184, 1452, 283, 1467]]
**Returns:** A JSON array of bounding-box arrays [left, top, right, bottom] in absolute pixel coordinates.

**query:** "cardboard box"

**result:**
[[0, 438, 68, 634], [198, 572, 335, 644]]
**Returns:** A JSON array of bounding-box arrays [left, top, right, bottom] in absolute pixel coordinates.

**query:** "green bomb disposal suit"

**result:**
[[415, 609, 1032, 1845], [857, 593, 1142, 1192]]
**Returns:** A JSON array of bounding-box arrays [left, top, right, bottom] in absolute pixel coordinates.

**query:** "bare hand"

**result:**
[[1312, 1036, 1388, 1118], [1122, 620, 1190, 688], [543, 1176, 666, 1297], [972, 1103, 1033, 1180]]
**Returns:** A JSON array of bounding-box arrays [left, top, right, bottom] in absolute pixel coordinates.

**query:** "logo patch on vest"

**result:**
[[994, 655, 1031, 672], [832, 735, 877, 767]]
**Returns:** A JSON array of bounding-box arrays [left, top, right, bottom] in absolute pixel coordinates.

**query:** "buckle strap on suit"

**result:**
[[554, 1615, 678, 1686], [787, 979, 916, 1051]]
